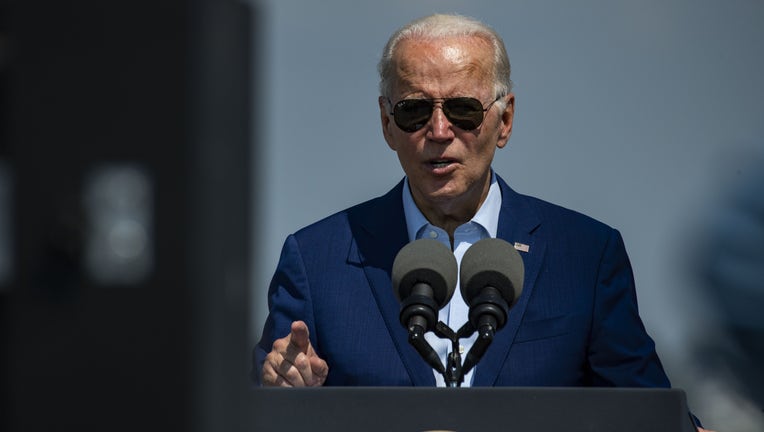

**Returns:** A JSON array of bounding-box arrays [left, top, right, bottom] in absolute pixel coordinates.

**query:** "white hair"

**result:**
[[378, 14, 513, 105]]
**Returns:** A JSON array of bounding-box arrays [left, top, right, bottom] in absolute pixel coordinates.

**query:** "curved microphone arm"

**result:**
[[406, 316, 446, 376], [460, 317, 497, 377]]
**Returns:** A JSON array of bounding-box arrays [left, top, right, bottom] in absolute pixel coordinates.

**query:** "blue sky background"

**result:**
[[251, 1, 764, 428]]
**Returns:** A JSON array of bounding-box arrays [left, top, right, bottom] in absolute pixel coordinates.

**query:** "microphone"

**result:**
[[392, 238, 458, 374], [459, 238, 524, 374]]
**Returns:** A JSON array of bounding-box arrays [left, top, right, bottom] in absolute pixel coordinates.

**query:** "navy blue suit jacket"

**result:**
[[254, 175, 670, 388]]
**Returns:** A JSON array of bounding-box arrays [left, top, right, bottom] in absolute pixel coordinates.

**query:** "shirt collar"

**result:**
[[402, 171, 502, 242]]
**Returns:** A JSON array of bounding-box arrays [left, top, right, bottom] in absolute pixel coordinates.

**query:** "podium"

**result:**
[[250, 387, 696, 432]]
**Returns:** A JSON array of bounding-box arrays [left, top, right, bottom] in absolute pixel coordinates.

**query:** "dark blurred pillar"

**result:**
[[0, 1, 257, 431]]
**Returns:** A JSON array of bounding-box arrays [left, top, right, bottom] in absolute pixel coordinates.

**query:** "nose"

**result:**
[[428, 102, 454, 141]]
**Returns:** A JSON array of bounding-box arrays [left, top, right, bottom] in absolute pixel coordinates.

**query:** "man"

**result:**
[[254, 14, 697, 421]]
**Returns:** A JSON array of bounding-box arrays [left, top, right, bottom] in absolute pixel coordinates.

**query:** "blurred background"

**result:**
[[2, 0, 762, 431]]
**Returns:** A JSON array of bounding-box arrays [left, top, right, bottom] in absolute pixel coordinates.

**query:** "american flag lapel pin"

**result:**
[[513, 242, 530, 253]]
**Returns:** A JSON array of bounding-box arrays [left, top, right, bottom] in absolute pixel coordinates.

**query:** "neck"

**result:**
[[413, 175, 492, 241]]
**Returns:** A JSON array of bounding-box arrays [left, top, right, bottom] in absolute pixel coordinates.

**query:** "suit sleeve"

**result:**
[[251, 234, 318, 385], [587, 229, 671, 388]]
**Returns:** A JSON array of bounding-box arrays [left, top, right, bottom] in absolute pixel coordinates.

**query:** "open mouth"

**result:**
[[429, 159, 454, 169]]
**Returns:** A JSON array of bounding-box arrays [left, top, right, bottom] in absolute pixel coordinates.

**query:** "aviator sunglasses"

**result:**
[[388, 96, 502, 133]]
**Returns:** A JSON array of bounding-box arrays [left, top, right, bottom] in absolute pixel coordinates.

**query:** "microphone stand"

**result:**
[[429, 319, 497, 387], [434, 322, 463, 387]]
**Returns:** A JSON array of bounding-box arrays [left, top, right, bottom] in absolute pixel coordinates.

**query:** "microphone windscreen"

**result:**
[[392, 239, 457, 309], [460, 238, 524, 307]]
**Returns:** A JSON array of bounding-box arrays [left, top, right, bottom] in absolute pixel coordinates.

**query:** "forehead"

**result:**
[[391, 36, 494, 97]]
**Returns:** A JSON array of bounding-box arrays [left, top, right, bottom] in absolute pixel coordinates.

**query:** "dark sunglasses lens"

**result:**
[[394, 100, 433, 132], [393, 97, 487, 132], [443, 98, 485, 130]]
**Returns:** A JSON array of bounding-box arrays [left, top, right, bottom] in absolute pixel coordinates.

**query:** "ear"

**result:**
[[496, 93, 515, 149], [379, 96, 397, 151]]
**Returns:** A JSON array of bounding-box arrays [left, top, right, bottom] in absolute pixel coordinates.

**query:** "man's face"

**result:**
[[379, 36, 514, 216]]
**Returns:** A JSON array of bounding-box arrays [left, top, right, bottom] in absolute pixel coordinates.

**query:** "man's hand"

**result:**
[[262, 320, 329, 387]]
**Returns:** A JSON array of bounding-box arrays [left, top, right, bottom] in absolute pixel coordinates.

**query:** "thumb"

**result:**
[[289, 320, 311, 353]]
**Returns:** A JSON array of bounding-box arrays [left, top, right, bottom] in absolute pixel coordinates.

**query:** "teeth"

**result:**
[[431, 160, 451, 168]]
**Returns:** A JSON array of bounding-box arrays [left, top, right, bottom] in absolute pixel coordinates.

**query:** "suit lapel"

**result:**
[[473, 176, 545, 386], [346, 180, 436, 386]]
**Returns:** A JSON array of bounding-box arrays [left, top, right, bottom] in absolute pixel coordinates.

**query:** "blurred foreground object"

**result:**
[[1, 1, 257, 431], [693, 149, 764, 410]]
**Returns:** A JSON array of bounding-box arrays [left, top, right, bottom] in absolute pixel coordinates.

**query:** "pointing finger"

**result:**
[[289, 320, 311, 353]]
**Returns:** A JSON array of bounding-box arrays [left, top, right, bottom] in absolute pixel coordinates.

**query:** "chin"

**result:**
[[424, 184, 465, 202]]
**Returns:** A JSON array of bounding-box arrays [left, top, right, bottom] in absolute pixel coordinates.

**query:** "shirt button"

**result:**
[[429, 230, 438, 239], [459, 345, 465, 354]]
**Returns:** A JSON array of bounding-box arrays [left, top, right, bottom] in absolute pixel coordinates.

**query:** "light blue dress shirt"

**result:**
[[402, 171, 502, 387]]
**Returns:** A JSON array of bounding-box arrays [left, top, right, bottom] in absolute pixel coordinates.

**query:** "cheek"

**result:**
[[390, 133, 420, 155], [468, 139, 499, 167], [396, 146, 418, 167]]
